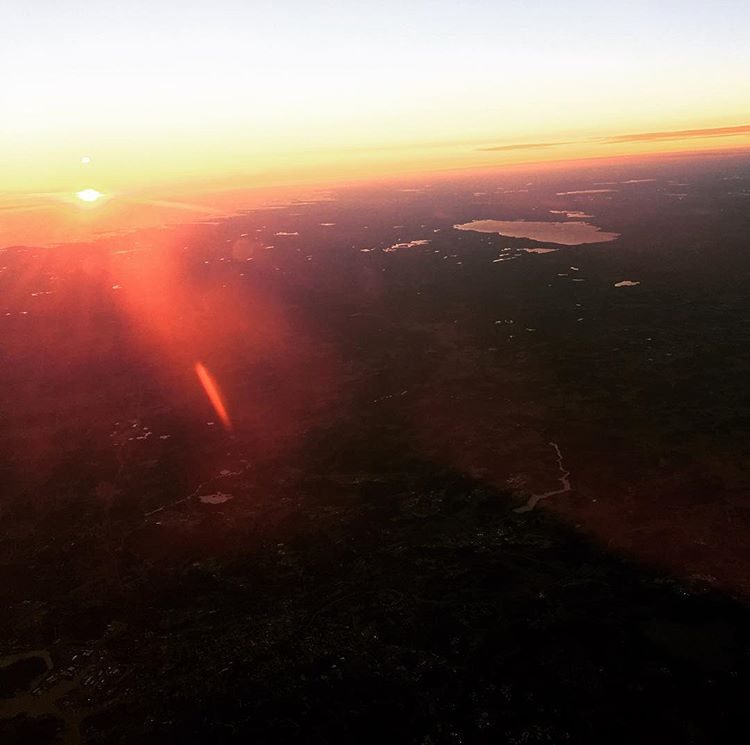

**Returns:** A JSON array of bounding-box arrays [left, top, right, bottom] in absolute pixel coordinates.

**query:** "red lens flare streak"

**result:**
[[194, 361, 233, 431]]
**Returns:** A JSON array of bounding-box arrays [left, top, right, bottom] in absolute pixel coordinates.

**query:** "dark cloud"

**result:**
[[477, 124, 750, 155], [601, 124, 750, 144], [477, 141, 568, 152]]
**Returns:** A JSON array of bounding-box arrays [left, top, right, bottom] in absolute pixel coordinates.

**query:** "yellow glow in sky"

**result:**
[[1, 1, 749, 196]]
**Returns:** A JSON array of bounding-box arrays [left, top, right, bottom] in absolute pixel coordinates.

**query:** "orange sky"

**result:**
[[2, 0, 749, 228]]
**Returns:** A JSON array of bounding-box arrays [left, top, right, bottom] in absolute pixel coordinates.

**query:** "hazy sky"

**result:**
[[2, 0, 749, 192]]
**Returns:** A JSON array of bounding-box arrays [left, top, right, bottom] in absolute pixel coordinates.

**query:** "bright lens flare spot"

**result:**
[[76, 188, 103, 203], [194, 362, 233, 431], [81, 156, 91, 165]]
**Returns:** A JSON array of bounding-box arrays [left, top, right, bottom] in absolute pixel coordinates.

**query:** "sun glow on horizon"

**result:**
[[76, 188, 103, 203]]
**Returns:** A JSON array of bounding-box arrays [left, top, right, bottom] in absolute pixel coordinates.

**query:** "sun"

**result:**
[[76, 188, 103, 203]]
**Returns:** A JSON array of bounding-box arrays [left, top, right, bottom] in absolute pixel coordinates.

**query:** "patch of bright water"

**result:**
[[199, 492, 234, 505], [455, 220, 619, 245]]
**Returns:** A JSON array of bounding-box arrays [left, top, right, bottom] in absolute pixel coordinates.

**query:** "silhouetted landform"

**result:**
[[2, 151, 750, 743]]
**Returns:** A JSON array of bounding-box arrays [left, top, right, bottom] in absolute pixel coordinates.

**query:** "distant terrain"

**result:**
[[2, 151, 750, 743]]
